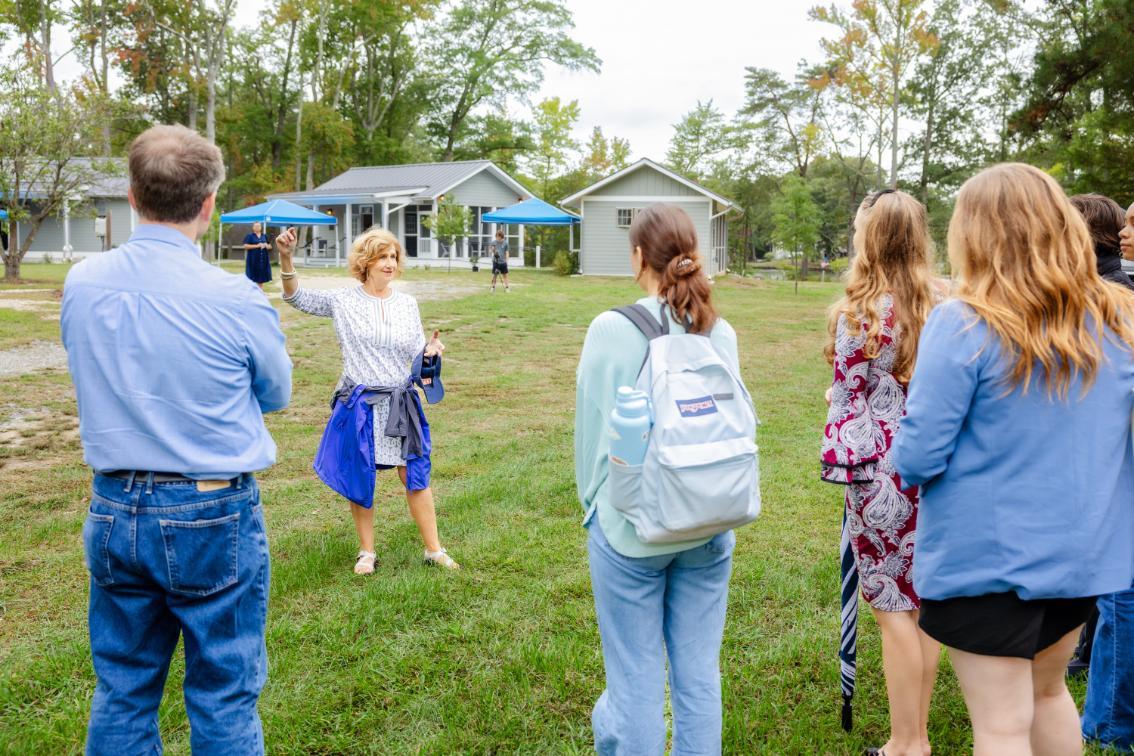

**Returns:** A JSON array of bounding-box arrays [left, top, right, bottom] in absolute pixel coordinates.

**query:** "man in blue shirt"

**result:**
[[61, 124, 291, 756]]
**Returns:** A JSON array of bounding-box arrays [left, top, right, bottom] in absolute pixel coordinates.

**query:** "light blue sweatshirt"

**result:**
[[574, 296, 740, 557], [894, 299, 1134, 600]]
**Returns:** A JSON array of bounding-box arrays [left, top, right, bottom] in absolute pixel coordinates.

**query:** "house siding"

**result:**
[[447, 169, 524, 208], [580, 198, 711, 276], [597, 169, 701, 198], [19, 198, 133, 255]]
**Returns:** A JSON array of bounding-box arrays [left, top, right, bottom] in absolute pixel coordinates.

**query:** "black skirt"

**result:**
[[245, 249, 272, 283], [920, 591, 1097, 659]]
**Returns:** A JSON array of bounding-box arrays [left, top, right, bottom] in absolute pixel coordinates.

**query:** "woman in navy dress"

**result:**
[[243, 222, 272, 288]]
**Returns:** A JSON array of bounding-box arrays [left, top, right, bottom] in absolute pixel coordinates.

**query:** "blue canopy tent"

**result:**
[[220, 199, 337, 265], [0, 209, 8, 221], [483, 198, 579, 268]]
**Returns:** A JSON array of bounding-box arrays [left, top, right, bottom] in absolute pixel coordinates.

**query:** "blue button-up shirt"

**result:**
[[61, 224, 291, 478]]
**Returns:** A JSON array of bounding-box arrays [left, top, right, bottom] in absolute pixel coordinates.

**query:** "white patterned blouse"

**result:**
[[284, 284, 427, 466]]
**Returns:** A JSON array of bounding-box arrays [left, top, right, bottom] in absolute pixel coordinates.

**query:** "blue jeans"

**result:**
[[1082, 588, 1134, 750], [83, 473, 270, 756], [587, 520, 735, 755]]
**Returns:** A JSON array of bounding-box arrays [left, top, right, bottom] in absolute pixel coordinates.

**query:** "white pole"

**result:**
[[342, 203, 352, 267], [62, 199, 72, 260], [536, 244, 541, 269], [569, 222, 574, 252]]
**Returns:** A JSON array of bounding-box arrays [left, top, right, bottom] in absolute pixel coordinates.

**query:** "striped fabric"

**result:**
[[840, 507, 858, 732]]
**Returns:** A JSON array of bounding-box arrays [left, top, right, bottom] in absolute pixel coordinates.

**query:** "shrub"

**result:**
[[553, 250, 577, 276]]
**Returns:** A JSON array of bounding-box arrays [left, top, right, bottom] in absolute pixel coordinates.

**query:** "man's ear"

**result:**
[[200, 192, 217, 224]]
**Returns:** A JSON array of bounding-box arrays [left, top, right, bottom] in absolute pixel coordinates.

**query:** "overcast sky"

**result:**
[[527, 1, 825, 160]]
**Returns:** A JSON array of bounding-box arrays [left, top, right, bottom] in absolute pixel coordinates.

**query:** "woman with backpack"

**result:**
[[822, 189, 942, 756], [894, 164, 1134, 754], [575, 203, 749, 754]]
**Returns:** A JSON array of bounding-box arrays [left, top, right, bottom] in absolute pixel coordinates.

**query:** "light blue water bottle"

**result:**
[[609, 386, 652, 466]]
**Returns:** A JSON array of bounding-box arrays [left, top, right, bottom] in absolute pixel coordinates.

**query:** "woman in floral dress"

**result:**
[[822, 190, 942, 756]]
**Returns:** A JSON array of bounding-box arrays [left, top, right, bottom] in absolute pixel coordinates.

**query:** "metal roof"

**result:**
[[8, 158, 129, 199], [303, 160, 530, 200], [560, 158, 736, 213]]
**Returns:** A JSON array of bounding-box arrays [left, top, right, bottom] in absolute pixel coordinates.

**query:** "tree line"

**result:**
[[1, 0, 1131, 281]]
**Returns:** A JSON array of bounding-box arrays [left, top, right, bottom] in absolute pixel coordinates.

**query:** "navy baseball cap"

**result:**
[[412, 351, 445, 404]]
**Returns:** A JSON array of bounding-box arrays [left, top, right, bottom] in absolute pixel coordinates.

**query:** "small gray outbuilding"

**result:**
[[560, 158, 735, 277], [10, 159, 135, 261]]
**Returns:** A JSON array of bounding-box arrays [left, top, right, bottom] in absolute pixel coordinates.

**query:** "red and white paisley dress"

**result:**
[[821, 295, 920, 612]]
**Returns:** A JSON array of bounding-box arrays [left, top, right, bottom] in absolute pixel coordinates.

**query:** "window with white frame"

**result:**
[[616, 208, 636, 228]]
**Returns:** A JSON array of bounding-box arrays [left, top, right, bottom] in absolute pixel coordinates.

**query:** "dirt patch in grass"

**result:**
[[0, 407, 79, 472]]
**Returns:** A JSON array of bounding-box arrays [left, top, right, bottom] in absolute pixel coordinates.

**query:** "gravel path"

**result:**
[[0, 341, 69, 376]]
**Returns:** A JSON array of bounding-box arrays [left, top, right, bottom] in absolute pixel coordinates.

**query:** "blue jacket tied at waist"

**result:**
[[332, 378, 427, 460], [313, 354, 440, 508]]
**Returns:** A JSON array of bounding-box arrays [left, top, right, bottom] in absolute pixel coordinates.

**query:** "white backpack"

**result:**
[[607, 304, 761, 543]]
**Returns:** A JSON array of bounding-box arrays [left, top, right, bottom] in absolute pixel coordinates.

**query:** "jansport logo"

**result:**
[[676, 396, 718, 417]]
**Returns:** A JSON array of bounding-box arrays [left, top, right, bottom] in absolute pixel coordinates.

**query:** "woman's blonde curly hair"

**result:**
[[348, 227, 404, 283], [949, 163, 1134, 398], [825, 190, 937, 384]]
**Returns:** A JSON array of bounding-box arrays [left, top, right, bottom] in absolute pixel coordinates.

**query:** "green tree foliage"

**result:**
[[771, 174, 821, 293], [0, 64, 114, 280], [665, 100, 735, 179], [580, 126, 630, 182], [422, 195, 472, 265], [425, 0, 599, 161], [741, 68, 823, 178], [811, 0, 938, 187], [1011, 0, 1134, 199], [526, 97, 580, 198]]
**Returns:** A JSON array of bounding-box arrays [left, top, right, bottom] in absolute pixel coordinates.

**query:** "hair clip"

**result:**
[[677, 257, 694, 268]]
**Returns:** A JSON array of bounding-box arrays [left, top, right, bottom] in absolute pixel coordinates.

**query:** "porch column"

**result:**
[[342, 203, 352, 267], [62, 199, 72, 260], [381, 201, 389, 229], [311, 205, 319, 265], [430, 200, 438, 258], [130, 206, 138, 231]]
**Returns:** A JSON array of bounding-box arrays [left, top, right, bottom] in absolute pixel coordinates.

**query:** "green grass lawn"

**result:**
[[0, 267, 1101, 753]]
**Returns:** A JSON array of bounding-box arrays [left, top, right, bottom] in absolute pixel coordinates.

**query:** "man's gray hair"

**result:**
[[128, 125, 225, 223]]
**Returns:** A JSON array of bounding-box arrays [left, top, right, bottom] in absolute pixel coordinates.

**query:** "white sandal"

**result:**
[[354, 550, 377, 575], [423, 548, 460, 570]]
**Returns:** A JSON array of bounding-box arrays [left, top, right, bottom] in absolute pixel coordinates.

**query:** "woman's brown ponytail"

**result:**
[[629, 204, 718, 334]]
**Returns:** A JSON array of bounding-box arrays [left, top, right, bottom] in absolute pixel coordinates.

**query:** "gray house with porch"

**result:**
[[560, 158, 735, 276], [267, 160, 533, 268], [10, 159, 136, 262]]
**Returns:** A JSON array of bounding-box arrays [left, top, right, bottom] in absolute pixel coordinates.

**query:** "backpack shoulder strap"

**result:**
[[611, 303, 669, 341]]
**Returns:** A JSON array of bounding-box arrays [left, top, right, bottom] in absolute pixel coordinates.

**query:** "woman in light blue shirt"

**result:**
[[893, 163, 1134, 755], [575, 204, 742, 754]]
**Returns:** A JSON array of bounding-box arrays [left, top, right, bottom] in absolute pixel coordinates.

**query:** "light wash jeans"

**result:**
[[1082, 588, 1134, 750], [83, 472, 270, 756], [587, 519, 735, 755]]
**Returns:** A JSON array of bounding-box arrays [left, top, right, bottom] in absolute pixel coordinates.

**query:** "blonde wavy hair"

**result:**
[[825, 190, 937, 384], [949, 163, 1134, 397], [348, 227, 404, 283]]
